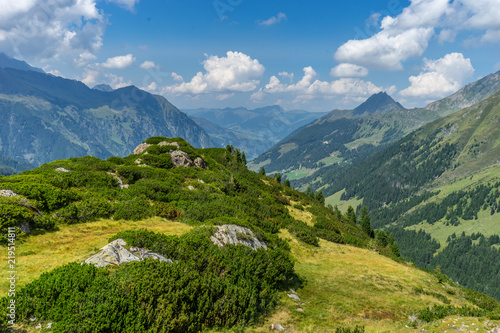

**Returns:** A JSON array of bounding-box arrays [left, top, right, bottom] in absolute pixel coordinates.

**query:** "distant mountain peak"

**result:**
[[92, 84, 114, 92], [0, 53, 44, 73], [353, 92, 404, 116]]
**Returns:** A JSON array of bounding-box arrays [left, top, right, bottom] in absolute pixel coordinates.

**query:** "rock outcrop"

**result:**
[[133, 143, 152, 155], [107, 172, 129, 189], [194, 157, 208, 169], [0, 190, 17, 197], [170, 150, 194, 167], [210, 224, 268, 250], [84, 239, 172, 268], [132, 141, 208, 169]]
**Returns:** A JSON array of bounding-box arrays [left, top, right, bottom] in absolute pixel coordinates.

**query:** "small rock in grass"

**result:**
[[270, 323, 284, 331]]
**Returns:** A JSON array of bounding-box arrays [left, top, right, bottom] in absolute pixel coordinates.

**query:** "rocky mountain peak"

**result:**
[[353, 92, 404, 116]]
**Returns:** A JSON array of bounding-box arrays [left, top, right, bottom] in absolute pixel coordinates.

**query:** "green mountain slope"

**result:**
[[316, 90, 500, 300], [0, 60, 213, 166], [248, 92, 409, 176], [250, 71, 500, 181], [1, 136, 499, 332], [183, 105, 325, 159]]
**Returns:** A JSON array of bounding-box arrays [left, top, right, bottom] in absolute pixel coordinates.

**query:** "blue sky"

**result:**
[[1, 0, 500, 111]]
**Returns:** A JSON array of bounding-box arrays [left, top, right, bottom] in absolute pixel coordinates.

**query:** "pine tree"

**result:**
[[345, 205, 356, 225], [315, 190, 325, 205], [305, 185, 314, 198], [241, 152, 247, 165], [334, 205, 342, 220], [359, 206, 373, 238], [235, 149, 241, 164], [258, 167, 266, 176], [274, 173, 282, 184], [283, 179, 291, 187]]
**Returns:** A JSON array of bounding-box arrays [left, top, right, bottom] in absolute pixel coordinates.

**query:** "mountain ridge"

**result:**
[[0, 65, 213, 165], [0, 52, 44, 73], [250, 71, 500, 181]]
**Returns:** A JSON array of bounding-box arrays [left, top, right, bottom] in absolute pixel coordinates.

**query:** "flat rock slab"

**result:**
[[210, 224, 268, 250], [0, 190, 17, 197], [84, 239, 172, 268]]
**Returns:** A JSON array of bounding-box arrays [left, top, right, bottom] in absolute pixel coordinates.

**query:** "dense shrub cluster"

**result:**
[[1, 228, 296, 332]]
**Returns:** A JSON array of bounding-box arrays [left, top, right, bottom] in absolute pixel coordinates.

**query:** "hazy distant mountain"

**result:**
[[249, 92, 409, 176], [0, 55, 213, 166], [183, 106, 325, 159], [0, 154, 33, 175], [93, 84, 114, 92], [0, 52, 44, 73], [190, 116, 274, 160]]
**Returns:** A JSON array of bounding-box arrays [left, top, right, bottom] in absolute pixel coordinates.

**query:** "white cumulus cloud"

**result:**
[[252, 66, 387, 103], [334, 0, 500, 71], [330, 63, 369, 78], [102, 54, 136, 69], [258, 12, 287, 26], [0, 0, 104, 61], [164, 51, 265, 95], [400, 53, 474, 98], [335, 27, 434, 71], [0, 0, 141, 62], [140, 60, 159, 70]]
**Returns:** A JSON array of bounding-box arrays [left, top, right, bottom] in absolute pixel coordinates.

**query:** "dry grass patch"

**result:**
[[287, 201, 314, 226], [0, 217, 192, 296], [246, 230, 475, 332]]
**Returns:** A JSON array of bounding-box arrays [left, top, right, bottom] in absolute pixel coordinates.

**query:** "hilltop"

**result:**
[[1, 137, 499, 332]]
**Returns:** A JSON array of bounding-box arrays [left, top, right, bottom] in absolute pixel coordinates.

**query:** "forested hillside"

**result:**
[[313, 89, 500, 300]]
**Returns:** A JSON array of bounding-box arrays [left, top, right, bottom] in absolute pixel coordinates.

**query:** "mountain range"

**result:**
[[250, 71, 500, 181], [0, 54, 213, 167], [183, 106, 325, 159]]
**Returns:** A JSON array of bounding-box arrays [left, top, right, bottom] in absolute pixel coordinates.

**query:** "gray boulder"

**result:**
[[0, 190, 17, 197], [194, 157, 208, 169], [133, 143, 152, 154], [84, 239, 172, 268], [170, 150, 194, 167], [210, 224, 268, 250]]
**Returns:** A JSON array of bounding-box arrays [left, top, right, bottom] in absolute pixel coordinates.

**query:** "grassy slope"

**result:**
[[0, 218, 192, 296], [3, 208, 499, 332]]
